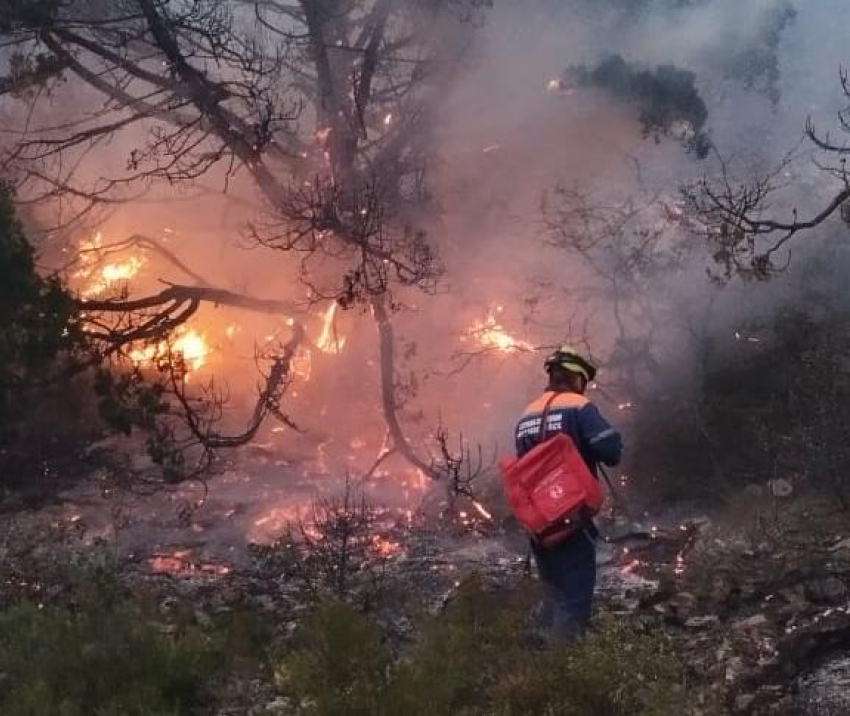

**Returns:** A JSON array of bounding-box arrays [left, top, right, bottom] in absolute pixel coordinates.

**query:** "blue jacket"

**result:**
[[514, 390, 622, 474]]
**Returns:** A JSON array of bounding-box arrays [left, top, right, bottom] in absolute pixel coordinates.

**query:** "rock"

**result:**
[[194, 609, 213, 628], [685, 615, 720, 630], [795, 657, 850, 716], [734, 693, 756, 712], [130, 452, 156, 472], [726, 656, 747, 684], [220, 586, 243, 606], [159, 595, 179, 616], [805, 577, 847, 605], [710, 576, 735, 604], [768, 479, 794, 498], [253, 595, 277, 612], [264, 697, 293, 713], [829, 537, 850, 554], [668, 590, 698, 618], [777, 584, 808, 606], [732, 614, 771, 633], [744, 484, 765, 499], [772, 694, 794, 714]]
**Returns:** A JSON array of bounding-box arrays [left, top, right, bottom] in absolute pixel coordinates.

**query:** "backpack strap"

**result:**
[[537, 391, 562, 442]]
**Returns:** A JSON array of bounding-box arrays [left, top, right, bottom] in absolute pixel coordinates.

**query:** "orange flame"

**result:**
[[75, 232, 146, 297], [316, 302, 346, 354], [467, 306, 534, 353], [129, 327, 211, 374]]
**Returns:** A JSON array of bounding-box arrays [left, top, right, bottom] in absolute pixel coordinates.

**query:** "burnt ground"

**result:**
[[2, 450, 850, 715]]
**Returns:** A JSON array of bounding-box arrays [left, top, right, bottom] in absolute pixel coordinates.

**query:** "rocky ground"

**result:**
[[2, 462, 849, 715]]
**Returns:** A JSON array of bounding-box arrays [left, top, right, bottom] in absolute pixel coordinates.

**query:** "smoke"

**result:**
[[5, 0, 850, 498], [414, 0, 850, 463]]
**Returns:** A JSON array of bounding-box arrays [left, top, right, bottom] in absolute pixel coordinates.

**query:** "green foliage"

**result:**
[[631, 295, 850, 504], [91, 366, 191, 482], [388, 580, 537, 715], [568, 55, 711, 158], [0, 599, 224, 715], [277, 579, 696, 716], [277, 601, 392, 715], [0, 1, 62, 33], [0, 183, 212, 493], [93, 367, 169, 435], [0, 183, 79, 421], [0, 182, 91, 493]]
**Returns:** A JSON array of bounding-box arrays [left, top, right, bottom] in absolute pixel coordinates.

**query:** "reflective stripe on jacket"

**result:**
[[514, 390, 622, 473]]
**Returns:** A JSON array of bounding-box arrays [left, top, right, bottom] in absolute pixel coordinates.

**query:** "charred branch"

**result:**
[[431, 425, 491, 502], [0, 0, 475, 482], [78, 283, 302, 320], [683, 72, 850, 281], [168, 322, 304, 451], [373, 296, 437, 479]]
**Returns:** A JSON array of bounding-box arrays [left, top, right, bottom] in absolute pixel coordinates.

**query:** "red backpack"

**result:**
[[500, 393, 605, 548]]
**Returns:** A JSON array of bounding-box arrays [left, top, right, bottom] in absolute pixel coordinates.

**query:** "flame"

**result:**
[[467, 307, 534, 353], [128, 344, 157, 367], [172, 330, 210, 371], [316, 302, 346, 354], [75, 232, 147, 297], [129, 327, 210, 374], [372, 534, 402, 558]]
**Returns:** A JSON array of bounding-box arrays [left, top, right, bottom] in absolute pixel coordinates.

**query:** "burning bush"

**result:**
[[256, 477, 401, 608]]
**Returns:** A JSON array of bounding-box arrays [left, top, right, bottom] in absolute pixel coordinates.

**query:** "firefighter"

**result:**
[[514, 346, 622, 641]]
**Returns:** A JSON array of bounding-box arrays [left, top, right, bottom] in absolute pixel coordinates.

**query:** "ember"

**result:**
[[148, 550, 231, 576], [471, 500, 493, 520], [372, 534, 403, 558], [621, 558, 642, 575]]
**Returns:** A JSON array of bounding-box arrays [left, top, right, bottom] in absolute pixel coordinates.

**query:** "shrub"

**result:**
[[277, 578, 701, 716], [629, 302, 850, 507], [276, 601, 392, 716], [0, 590, 228, 715], [259, 477, 394, 609], [0, 181, 92, 497]]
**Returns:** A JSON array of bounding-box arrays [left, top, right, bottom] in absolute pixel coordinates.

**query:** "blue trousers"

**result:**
[[532, 529, 596, 642]]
